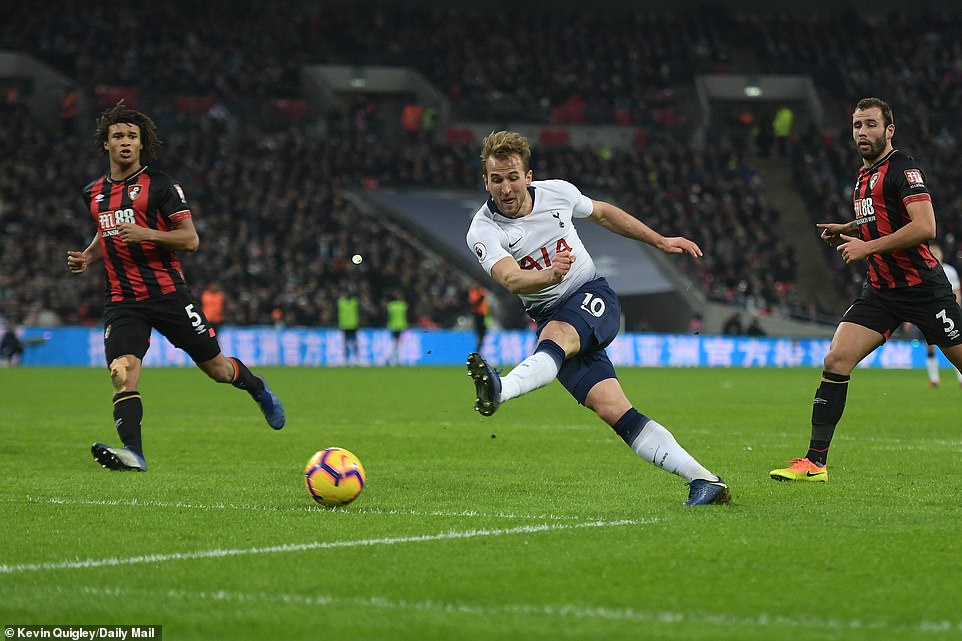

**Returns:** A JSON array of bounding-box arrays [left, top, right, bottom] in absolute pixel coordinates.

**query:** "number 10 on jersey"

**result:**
[[581, 293, 606, 317]]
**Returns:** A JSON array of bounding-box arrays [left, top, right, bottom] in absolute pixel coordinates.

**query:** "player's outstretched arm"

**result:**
[[588, 200, 702, 258]]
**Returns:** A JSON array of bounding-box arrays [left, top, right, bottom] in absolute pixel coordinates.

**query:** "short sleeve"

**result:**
[[550, 179, 594, 218], [154, 174, 192, 223], [889, 158, 931, 206]]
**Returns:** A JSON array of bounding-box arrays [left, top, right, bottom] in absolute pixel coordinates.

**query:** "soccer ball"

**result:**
[[304, 447, 366, 506]]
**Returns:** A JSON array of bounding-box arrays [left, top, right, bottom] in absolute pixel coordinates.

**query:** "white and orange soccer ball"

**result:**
[[304, 447, 366, 507]]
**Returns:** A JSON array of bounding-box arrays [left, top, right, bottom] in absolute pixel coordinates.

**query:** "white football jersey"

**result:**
[[466, 179, 598, 316]]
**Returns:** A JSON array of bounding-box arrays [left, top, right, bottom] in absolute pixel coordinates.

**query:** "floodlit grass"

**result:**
[[1, 366, 961, 641]]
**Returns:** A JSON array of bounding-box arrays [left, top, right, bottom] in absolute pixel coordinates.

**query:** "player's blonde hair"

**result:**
[[480, 131, 531, 174]]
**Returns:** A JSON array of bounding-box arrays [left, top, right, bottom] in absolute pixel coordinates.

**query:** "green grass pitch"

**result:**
[[1, 366, 961, 640]]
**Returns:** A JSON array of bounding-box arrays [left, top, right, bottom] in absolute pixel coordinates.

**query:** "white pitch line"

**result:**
[[686, 427, 962, 448], [0, 518, 645, 575], [351, 506, 590, 521], [19, 495, 310, 512], [12, 495, 593, 521], [832, 434, 962, 449], [20, 585, 959, 635]]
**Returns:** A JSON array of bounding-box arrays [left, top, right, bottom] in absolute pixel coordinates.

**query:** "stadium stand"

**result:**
[[0, 100, 473, 329], [2, 2, 960, 332]]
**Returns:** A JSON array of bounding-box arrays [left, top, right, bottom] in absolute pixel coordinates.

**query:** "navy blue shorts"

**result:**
[[534, 277, 621, 404], [103, 290, 221, 365]]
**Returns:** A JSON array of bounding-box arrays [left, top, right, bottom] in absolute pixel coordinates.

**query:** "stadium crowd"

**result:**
[[0, 3, 734, 126], [771, 6, 962, 301], [0, 100, 472, 329], [0, 91, 802, 329], [2, 3, 961, 330]]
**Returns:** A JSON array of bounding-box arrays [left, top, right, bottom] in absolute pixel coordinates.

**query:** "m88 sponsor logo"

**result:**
[[99, 208, 136, 236]]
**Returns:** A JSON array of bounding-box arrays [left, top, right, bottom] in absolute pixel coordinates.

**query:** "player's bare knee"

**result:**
[[822, 351, 853, 376], [821, 356, 836, 372], [587, 399, 626, 426], [109, 357, 129, 393]]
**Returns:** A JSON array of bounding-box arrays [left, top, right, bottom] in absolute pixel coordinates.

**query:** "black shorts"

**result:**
[[102, 290, 221, 365], [842, 283, 962, 347]]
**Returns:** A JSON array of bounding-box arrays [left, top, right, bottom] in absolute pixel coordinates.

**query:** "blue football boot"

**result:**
[[467, 352, 502, 417], [684, 477, 731, 506], [253, 375, 286, 430]]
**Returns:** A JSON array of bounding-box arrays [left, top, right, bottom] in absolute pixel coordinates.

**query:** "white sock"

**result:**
[[499, 351, 560, 402], [629, 418, 716, 483], [927, 354, 939, 385]]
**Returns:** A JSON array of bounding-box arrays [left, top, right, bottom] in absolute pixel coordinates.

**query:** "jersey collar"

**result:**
[[859, 149, 897, 174], [106, 164, 148, 184]]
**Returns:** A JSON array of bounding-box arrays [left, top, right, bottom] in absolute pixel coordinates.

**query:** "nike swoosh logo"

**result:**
[[806, 470, 824, 477], [508, 239, 521, 248]]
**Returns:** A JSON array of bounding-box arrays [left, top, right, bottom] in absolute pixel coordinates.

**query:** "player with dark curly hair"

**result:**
[[67, 102, 286, 472]]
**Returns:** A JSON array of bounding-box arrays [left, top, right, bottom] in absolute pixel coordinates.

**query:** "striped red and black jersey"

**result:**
[[852, 149, 940, 290], [82, 166, 192, 303]]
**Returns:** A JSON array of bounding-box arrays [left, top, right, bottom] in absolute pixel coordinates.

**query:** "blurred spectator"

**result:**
[[722, 313, 743, 335], [0, 323, 25, 366], [772, 105, 794, 157], [0, 322, 48, 367], [385, 290, 409, 366], [468, 283, 489, 353], [401, 100, 423, 143], [745, 317, 766, 336], [201, 282, 225, 332], [337, 288, 360, 365], [421, 104, 438, 141]]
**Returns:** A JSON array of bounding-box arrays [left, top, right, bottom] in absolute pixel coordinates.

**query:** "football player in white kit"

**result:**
[[465, 131, 730, 506], [925, 245, 962, 387]]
